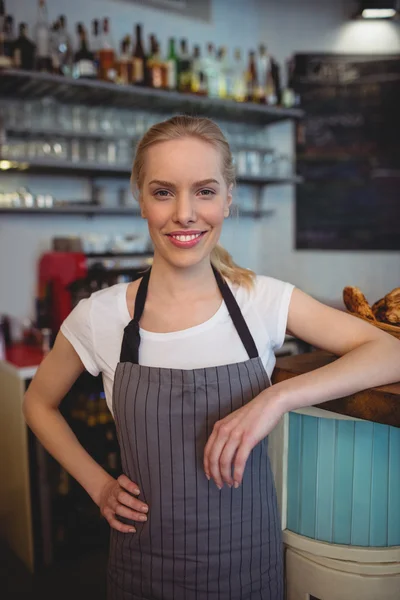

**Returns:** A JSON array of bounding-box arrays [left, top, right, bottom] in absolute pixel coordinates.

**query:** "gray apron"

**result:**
[[108, 267, 283, 599]]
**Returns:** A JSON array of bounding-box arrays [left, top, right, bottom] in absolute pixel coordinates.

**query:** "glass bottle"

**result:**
[[177, 38, 191, 93], [131, 23, 145, 85], [57, 15, 72, 76], [204, 43, 219, 98], [34, 0, 52, 72], [166, 37, 177, 91], [0, 1, 12, 67], [13, 22, 36, 70], [4, 14, 14, 59], [99, 17, 116, 82], [232, 48, 246, 103], [73, 23, 97, 79], [90, 18, 101, 70], [217, 46, 233, 99], [246, 50, 257, 103], [117, 35, 132, 85], [191, 45, 206, 95]]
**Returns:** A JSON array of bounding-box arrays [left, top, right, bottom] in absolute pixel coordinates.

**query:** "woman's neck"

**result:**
[[149, 254, 218, 302]]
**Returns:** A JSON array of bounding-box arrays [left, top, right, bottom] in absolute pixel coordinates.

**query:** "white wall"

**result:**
[[1, 0, 400, 321]]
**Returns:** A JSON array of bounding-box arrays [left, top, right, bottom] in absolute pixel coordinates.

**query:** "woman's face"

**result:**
[[140, 137, 232, 270]]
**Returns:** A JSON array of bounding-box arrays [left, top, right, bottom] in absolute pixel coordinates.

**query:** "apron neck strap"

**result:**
[[120, 265, 259, 363]]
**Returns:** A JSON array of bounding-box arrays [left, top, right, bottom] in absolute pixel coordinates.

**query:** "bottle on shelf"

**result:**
[[166, 37, 178, 91], [90, 18, 101, 69], [13, 22, 35, 70], [131, 23, 145, 86], [56, 15, 72, 76], [4, 14, 14, 59], [232, 48, 246, 102], [73, 23, 97, 79], [34, 0, 52, 73], [246, 50, 257, 102], [217, 46, 233, 99], [177, 38, 192, 93], [0, 1, 12, 67], [99, 17, 116, 82], [191, 45, 206, 95], [203, 43, 219, 98], [148, 39, 167, 89], [117, 35, 132, 85]]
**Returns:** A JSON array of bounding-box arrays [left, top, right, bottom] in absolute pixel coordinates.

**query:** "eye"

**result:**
[[198, 189, 216, 197], [154, 189, 172, 199]]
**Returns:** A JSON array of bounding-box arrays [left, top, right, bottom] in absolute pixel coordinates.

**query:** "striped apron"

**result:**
[[108, 267, 283, 599]]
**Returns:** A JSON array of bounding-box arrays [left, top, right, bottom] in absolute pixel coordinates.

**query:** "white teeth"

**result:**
[[172, 233, 201, 242]]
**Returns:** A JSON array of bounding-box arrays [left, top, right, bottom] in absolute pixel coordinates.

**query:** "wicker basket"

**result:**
[[347, 311, 400, 340]]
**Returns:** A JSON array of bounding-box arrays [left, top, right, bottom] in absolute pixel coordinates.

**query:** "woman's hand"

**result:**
[[203, 391, 285, 489], [98, 474, 149, 533]]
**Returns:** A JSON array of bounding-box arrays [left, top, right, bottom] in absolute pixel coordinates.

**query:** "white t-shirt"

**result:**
[[61, 276, 294, 414]]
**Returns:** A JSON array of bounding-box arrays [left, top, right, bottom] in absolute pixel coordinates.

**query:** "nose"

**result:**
[[172, 192, 196, 226]]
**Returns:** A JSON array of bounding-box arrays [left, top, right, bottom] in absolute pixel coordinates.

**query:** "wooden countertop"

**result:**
[[272, 351, 400, 428]]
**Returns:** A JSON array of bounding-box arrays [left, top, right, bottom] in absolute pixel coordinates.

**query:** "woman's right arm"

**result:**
[[23, 331, 148, 532]]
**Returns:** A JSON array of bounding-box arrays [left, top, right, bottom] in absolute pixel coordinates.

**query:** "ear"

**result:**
[[224, 184, 233, 217]]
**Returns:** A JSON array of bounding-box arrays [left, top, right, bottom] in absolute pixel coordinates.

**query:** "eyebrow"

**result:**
[[148, 178, 220, 189]]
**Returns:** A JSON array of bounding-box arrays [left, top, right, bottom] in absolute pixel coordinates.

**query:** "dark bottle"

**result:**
[[0, 0, 12, 67], [4, 14, 14, 58], [131, 23, 145, 85], [73, 23, 97, 79], [246, 50, 257, 102], [13, 22, 35, 70], [178, 38, 191, 93]]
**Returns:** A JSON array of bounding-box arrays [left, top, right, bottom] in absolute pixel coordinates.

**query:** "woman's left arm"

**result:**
[[204, 288, 400, 488], [274, 287, 400, 410]]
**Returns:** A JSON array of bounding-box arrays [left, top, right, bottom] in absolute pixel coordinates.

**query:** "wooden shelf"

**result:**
[[0, 69, 304, 125]]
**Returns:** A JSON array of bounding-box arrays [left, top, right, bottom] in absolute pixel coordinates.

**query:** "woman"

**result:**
[[24, 116, 400, 600]]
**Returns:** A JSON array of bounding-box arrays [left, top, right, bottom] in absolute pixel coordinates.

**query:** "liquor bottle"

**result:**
[[177, 38, 191, 93], [217, 46, 233, 99], [0, 1, 12, 67], [191, 45, 206, 95], [34, 0, 52, 72], [57, 15, 72, 76], [203, 43, 219, 98], [166, 37, 177, 91], [131, 23, 145, 85], [232, 48, 246, 103], [148, 40, 167, 89], [117, 35, 131, 85], [99, 17, 116, 82], [73, 23, 97, 79], [144, 33, 156, 86], [90, 18, 101, 69], [246, 50, 257, 102], [4, 14, 14, 59]]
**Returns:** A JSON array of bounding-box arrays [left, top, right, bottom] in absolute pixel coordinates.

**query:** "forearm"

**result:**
[[271, 337, 400, 413], [23, 400, 113, 505]]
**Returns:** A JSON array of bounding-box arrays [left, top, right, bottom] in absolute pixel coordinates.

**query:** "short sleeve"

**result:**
[[60, 297, 100, 376], [252, 276, 295, 351]]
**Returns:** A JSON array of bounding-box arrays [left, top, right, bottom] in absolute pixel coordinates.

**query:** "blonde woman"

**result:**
[[24, 116, 400, 599]]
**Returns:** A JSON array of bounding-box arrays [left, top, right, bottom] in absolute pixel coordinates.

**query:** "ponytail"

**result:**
[[211, 245, 255, 289]]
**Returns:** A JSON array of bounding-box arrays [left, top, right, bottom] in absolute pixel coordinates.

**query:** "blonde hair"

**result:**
[[131, 115, 255, 289]]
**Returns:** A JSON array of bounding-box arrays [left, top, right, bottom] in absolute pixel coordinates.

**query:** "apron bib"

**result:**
[[107, 267, 283, 600]]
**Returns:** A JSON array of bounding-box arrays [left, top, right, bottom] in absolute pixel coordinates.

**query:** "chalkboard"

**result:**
[[293, 53, 400, 250]]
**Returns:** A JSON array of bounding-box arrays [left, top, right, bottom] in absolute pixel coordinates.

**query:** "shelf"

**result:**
[[0, 69, 304, 125], [0, 157, 302, 185], [0, 205, 141, 216], [0, 205, 275, 219]]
